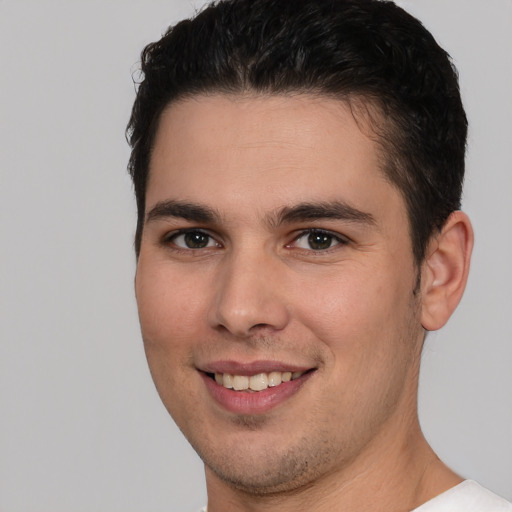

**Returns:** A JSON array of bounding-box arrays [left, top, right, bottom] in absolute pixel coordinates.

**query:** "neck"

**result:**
[[204, 412, 461, 512]]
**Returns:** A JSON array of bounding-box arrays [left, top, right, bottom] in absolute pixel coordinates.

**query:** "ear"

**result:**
[[420, 211, 474, 331]]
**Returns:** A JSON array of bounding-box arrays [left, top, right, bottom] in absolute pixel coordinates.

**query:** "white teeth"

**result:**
[[213, 370, 305, 392], [233, 375, 249, 391], [268, 371, 282, 387], [222, 373, 234, 389], [249, 373, 268, 391]]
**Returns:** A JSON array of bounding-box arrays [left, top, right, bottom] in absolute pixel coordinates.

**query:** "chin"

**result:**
[[205, 455, 312, 495], [196, 431, 338, 496]]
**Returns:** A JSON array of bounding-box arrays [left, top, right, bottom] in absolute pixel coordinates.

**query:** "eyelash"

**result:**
[[289, 229, 349, 252], [164, 229, 222, 251], [162, 228, 349, 253]]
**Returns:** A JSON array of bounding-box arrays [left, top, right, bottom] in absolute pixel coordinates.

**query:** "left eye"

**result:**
[[170, 230, 220, 249], [292, 230, 346, 251]]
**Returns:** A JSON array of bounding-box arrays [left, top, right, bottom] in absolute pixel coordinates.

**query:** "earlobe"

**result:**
[[420, 211, 474, 331]]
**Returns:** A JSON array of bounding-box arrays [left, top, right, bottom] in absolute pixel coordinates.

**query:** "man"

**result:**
[[126, 0, 511, 510]]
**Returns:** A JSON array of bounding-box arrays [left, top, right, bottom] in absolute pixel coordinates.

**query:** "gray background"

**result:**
[[1, 1, 510, 510]]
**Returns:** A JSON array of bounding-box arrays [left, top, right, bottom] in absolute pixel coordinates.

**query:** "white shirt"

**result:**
[[198, 480, 512, 511], [412, 480, 512, 511]]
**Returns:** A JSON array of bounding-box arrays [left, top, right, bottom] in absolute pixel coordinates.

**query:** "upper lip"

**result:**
[[199, 360, 314, 376]]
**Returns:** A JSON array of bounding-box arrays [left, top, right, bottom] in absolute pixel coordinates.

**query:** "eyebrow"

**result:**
[[145, 199, 376, 228], [270, 201, 376, 227], [145, 200, 221, 224]]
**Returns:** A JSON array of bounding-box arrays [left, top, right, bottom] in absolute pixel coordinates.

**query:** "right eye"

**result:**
[[169, 230, 220, 250]]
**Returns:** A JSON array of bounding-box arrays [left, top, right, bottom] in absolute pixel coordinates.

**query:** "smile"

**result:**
[[201, 366, 315, 414], [212, 371, 305, 392]]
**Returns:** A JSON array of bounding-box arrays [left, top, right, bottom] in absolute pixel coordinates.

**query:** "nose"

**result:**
[[208, 250, 290, 338]]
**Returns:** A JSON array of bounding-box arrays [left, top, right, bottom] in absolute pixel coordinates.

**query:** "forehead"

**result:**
[[147, 93, 403, 224]]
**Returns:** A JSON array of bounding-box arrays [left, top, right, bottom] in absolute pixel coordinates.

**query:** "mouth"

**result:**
[[200, 364, 316, 415], [207, 370, 307, 392], [198, 358, 317, 414]]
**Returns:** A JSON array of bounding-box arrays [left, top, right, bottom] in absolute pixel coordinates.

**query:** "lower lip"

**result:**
[[201, 372, 313, 415]]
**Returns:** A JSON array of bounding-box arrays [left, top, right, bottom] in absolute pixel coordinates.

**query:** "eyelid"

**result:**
[[163, 228, 222, 249], [160, 226, 349, 252], [288, 228, 350, 250], [293, 227, 349, 240]]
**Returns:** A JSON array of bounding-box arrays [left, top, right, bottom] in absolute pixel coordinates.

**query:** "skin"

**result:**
[[135, 94, 473, 512]]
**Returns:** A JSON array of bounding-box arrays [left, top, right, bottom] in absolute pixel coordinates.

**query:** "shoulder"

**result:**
[[413, 480, 512, 512]]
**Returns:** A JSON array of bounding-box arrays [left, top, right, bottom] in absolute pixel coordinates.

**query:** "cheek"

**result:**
[[135, 261, 208, 350], [297, 266, 421, 425], [294, 260, 418, 366], [135, 262, 209, 419], [295, 267, 390, 336]]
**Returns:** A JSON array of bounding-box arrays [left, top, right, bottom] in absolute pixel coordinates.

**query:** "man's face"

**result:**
[[135, 94, 425, 494]]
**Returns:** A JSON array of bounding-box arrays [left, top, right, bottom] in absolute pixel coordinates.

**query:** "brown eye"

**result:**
[[307, 232, 334, 250], [292, 229, 347, 251], [171, 230, 219, 249]]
